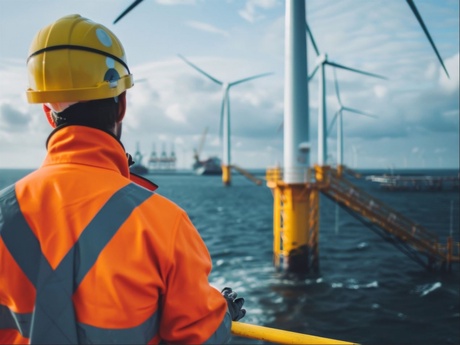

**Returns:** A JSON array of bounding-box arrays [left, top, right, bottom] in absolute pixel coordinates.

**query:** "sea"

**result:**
[[1, 168, 459, 345]]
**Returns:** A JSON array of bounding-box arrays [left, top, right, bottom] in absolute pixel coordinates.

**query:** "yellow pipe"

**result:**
[[282, 185, 310, 271], [222, 164, 231, 186], [273, 184, 282, 267], [232, 322, 358, 345]]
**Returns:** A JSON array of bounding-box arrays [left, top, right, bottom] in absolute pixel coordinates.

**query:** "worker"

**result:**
[[0, 14, 245, 344]]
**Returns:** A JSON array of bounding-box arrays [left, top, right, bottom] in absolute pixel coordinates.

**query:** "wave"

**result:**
[[415, 282, 442, 297], [331, 279, 379, 289]]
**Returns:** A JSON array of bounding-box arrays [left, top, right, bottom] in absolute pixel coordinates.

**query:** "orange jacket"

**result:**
[[0, 125, 231, 344]]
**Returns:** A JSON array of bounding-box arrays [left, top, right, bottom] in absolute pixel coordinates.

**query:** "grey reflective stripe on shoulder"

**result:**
[[72, 182, 153, 287], [0, 184, 43, 287], [0, 304, 32, 338], [203, 310, 232, 345], [0, 183, 159, 343]]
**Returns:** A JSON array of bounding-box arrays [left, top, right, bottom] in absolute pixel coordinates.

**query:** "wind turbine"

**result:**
[[406, 0, 450, 78], [113, 0, 144, 24], [328, 68, 377, 175], [178, 54, 272, 186], [306, 23, 386, 167]]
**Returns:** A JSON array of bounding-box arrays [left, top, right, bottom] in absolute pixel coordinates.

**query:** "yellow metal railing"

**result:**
[[232, 164, 263, 185], [267, 166, 460, 266], [319, 167, 460, 264], [232, 322, 358, 345]]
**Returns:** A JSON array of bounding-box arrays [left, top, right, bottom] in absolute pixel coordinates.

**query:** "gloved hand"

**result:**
[[221, 287, 246, 321]]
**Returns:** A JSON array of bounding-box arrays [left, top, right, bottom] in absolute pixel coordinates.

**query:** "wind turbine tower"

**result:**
[[266, 0, 450, 274], [306, 24, 386, 167], [328, 68, 378, 175], [112, 0, 450, 274], [178, 54, 272, 186]]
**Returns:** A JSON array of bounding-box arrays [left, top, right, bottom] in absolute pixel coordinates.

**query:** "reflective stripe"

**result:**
[[0, 305, 32, 338], [204, 311, 232, 345], [73, 183, 153, 288], [0, 304, 160, 344], [0, 184, 43, 287], [77, 308, 160, 344], [0, 183, 156, 344], [0, 304, 17, 330]]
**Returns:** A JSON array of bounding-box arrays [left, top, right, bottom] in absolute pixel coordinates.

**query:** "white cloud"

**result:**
[[373, 85, 388, 99], [0, 0, 458, 169], [165, 104, 187, 123], [185, 21, 229, 37], [439, 53, 460, 93], [238, 0, 279, 23], [155, 0, 197, 5]]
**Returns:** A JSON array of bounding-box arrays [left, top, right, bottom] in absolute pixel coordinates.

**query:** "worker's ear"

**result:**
[[117, 92, 127, 123], [42, 104, 57, 128]]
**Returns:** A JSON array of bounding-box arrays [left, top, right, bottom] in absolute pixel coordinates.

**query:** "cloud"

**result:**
[[185, 21, 229, 37], [238, 0, 279, 23], [155, 0, 197, 5], [438, 53, 460, 93], [0, 0, 457, 169], [0, 103, 30, 131], [165, 103, 187, 123]]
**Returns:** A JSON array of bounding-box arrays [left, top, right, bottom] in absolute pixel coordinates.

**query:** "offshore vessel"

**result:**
[[193, 156, 222, 175], [129, 142, 149, 175], [192, 127, 222, 175]]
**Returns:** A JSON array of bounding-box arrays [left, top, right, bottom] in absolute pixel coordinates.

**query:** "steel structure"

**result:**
[[267, 166, 460, 272]]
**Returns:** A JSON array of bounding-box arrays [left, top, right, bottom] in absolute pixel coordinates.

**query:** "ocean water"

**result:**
[[1, 168, 459, 345]]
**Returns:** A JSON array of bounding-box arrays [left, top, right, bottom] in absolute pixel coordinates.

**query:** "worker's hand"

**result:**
[[221, 287, 246, 321]]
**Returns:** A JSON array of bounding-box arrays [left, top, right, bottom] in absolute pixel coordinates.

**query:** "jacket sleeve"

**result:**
[[0, 329, 29, 345], [158, 211, 231, 344]]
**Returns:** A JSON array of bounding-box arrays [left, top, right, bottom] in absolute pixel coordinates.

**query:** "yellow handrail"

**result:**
[[232, 322, 358, 345]]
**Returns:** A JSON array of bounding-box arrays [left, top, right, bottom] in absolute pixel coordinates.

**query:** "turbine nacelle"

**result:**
[[317, 53, 327, 65]]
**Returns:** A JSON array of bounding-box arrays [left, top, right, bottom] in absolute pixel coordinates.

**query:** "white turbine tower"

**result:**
[[328, 68, 377, 173], [306, 23, 386, 167], [178, 54, 272, 185]]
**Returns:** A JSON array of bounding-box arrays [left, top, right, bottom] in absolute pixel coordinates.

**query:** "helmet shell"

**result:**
[[26, 14, 133, 103]]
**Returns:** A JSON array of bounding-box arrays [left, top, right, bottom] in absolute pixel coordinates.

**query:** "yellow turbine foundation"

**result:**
[[337, 164, 344, 177], [267, 168, 320, 273], [222, 165, 231, 186]]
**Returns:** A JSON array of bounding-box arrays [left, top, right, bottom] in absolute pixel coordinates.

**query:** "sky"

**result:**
[[0, 0, 458, 170]]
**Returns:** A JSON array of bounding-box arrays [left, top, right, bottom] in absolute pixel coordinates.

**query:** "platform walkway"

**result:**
[[316, 167, 460, 271]]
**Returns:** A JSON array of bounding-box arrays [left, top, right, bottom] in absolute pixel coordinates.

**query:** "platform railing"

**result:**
[[321, 167, 460, 264]]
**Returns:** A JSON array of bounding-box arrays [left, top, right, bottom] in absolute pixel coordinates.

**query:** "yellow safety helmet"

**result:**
[[26, 14, 133, 104]]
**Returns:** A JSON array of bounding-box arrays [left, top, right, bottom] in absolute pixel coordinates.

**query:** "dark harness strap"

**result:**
[[0, 183, 155, 344]]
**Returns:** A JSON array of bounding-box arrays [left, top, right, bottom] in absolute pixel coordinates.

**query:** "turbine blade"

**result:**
[[308, 63, 320, 81], [332, 68, 342, 106], [328, 110, 340, 135], [342, 106, 377, 118], [306, 22, 320, 56], [406, 0, 450, 78], [277, 121, 283, 134], [113, 0, 144, 24], [229, 72, 273, 87], [177, 54, 223, 85], [326, 61, 387, 80]]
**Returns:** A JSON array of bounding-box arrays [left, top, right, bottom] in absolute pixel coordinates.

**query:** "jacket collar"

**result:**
[[44, 125, 130, 178]]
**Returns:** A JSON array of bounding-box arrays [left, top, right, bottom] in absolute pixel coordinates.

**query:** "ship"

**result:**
[[193, 156, 222, 175], [193, 127, 222, 176], [129, 142, 149, 175], [365, 172, 460, 191]]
